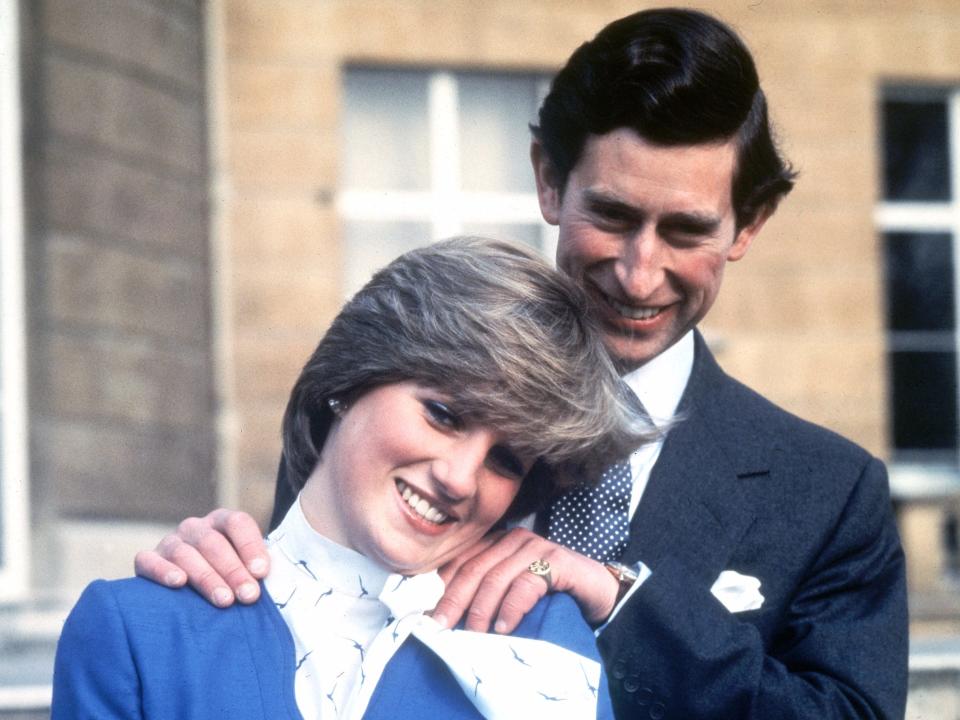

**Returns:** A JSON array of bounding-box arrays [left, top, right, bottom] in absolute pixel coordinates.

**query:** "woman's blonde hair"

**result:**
[[282, 236, 654, 519]]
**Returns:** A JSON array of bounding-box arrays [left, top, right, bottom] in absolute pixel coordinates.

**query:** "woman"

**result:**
[[52, 237, 650, 719]]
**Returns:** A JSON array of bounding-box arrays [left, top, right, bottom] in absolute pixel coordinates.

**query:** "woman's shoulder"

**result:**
[[513, 592, 598, 654], [73, 577, 230, 620], [67, 577, 284, 645], [55, 581, 300, 718]]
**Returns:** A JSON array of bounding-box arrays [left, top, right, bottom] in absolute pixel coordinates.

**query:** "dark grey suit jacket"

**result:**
[[597, 332, 907, 719]]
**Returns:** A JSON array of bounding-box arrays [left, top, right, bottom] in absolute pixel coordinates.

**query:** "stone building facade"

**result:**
[[2, 0, 960, 715]]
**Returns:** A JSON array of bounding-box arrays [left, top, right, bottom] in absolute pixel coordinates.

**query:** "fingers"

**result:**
[[150, 531, 237, 607], [467, 533, 558, 633], [490, 573, 550, 634], [205, 509, 271, 578], [435, 527, 621, 635], [136, 509, 269, 607], [433, 528, 540, 631], [437, 531, 503, 585], [133, 550, 187, 588], [174, 512, 265, 605]]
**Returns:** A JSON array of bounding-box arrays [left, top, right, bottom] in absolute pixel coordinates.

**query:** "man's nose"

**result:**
[[430, 429, 495, 501], [616, 230, 666, 299]]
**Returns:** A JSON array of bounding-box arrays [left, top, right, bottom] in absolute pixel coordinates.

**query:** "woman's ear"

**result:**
[[327, 397, 348, 417]]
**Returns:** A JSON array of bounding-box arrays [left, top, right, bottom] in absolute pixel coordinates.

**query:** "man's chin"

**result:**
[[603, 332, 671, 373]]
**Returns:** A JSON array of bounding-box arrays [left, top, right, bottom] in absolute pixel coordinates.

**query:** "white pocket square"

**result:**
[[710, 570, 764, 613]]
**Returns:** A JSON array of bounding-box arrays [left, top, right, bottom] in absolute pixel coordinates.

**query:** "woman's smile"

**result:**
[[299, 382, 524, 575], [395, 479, 453, 525]]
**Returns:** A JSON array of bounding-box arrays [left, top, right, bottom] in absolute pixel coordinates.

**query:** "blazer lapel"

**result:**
[[621, 332, 767, 586]]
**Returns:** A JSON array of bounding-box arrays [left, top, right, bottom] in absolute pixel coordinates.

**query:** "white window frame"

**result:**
[[338, 70, 556, 290], [875, 87, 960, 497], [0, 0, 30, 599]]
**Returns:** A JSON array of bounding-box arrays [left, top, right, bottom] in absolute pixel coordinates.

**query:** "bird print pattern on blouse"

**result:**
[[265, 497, 602, 719]]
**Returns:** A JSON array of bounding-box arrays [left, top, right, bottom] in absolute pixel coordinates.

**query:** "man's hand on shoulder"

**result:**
[[434, 528, 619, 633], [133, 508, 270, 607]]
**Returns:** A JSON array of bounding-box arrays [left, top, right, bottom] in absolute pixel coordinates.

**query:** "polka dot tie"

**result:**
[[546, 459, 632, 562]]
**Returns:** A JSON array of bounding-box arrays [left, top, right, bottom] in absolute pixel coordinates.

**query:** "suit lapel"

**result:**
[[621, 332, 767, 586]]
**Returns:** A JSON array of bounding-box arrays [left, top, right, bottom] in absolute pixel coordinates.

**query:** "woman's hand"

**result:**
[[133, 508, 270, 607], [435, 528, 619, 633]]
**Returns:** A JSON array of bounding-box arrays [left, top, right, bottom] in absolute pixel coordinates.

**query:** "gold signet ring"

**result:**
[[528, 559, 553, 589]]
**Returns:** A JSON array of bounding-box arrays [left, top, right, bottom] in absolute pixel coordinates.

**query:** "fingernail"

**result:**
[[165, 570, 185, 586], [237, 582, 258, 602], [494, 620, 507, 634], [248, 557, 267, 575], [432, 613, 448, 628], [212, 587, 233, 607]]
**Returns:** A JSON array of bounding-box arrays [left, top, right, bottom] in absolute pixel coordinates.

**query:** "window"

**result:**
[[877, 87, 960, 476], [339, 68, 553, 296], [0, 0, 29, 598]]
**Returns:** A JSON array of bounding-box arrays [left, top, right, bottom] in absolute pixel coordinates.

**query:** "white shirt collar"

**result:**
[[621, 330, 694, 428], [273, 495, 394, 598], [267, 498, 602, 720]]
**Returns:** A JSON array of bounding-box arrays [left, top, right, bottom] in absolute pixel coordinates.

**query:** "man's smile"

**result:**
[[607, 296, 664, 321], [590, 281, 669, 323]]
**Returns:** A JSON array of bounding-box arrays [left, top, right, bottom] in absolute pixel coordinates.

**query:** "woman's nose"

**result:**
[[430, 429, 496, 501]]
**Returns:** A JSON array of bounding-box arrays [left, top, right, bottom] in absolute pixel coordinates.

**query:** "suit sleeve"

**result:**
[[598, 457, 908, 719], [52, 580, 144, 720]]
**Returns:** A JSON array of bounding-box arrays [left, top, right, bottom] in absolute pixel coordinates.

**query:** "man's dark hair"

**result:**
[[532, 7, 796, 228]]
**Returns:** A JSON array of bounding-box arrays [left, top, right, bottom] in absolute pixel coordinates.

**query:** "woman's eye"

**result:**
[[423, 400, 463, 431], [486, 445, 526, 480]]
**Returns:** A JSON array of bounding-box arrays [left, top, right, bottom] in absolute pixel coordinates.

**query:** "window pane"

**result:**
[[342, 220, 433, 297], [884, 232, 954, 332], [890, 351, 958, 454], [459, 74, 541, 193], [882, 99, 951, 201], [461, 222, 543, 254], [343, 69, 430, 191]]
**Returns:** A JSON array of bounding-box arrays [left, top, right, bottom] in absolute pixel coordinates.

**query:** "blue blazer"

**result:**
[[52, 577, 613, 719], [596, 333, 908, 719]]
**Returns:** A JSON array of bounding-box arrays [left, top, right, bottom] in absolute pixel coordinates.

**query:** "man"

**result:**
[[136, 8, 907, 718]]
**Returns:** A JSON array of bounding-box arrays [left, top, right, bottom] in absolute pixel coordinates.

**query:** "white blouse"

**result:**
[[265, 496, 601, 719]]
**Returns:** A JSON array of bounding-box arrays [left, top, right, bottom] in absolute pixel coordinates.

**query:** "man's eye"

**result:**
[[661, 222, 716, 246], [423, 400, 463, 431], [485, 445, 526, 480], [593, 208, 632, 229]]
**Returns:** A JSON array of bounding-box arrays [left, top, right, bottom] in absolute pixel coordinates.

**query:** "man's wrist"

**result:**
[[604, 561, 642, 605]]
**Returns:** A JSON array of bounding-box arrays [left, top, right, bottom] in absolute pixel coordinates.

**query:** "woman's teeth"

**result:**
[[396, 480, 449, 524]]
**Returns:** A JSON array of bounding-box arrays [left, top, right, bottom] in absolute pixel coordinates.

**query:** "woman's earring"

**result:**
[[328, 397, 347, 417]]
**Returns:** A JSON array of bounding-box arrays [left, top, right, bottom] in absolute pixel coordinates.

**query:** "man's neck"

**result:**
[[621, 331, 695, 427]]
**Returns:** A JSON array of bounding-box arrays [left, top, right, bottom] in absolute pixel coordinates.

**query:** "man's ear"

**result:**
[[530, 140, 561, 225], [727, 206, 773, 262]]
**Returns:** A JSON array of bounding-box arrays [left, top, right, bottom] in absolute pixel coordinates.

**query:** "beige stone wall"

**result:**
[[24, 0, 215, 540], [212, 1, 960, 527], [704, 0, 960, 457]]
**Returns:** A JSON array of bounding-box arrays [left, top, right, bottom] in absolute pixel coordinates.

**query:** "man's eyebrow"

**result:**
[[658, 211, 723, 233], [582, 189, 722, 233], [582, 189, 644, 219]]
